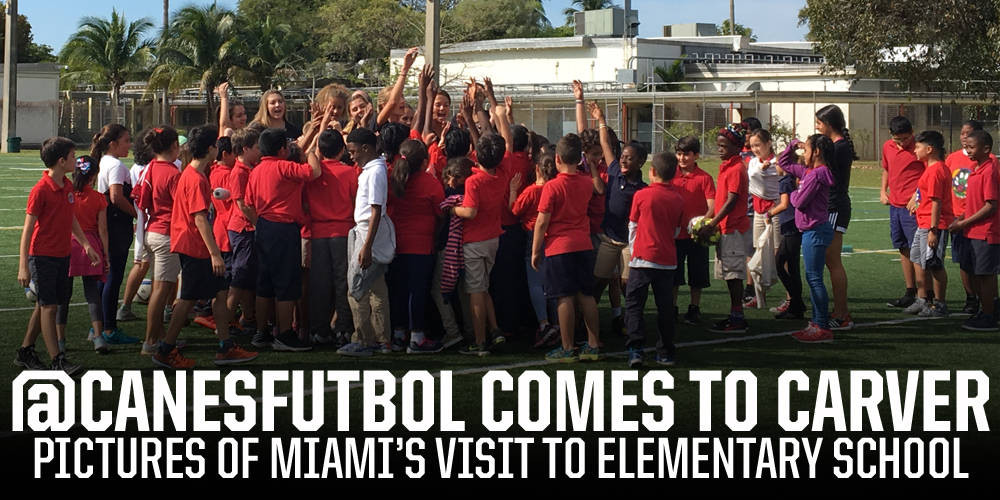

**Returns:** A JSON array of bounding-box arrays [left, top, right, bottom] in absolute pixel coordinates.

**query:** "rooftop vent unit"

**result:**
[[574, 8, 639, 37]]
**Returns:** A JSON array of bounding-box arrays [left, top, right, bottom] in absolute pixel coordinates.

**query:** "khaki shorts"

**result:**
[[593, 233, 631, 280], [715, 229, 749, 281], [133, 232, 150, 263], [146, 231, 181, 283], [463, 237, 499, 293]]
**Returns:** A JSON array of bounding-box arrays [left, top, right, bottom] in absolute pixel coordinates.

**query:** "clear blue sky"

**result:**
[[24, 0, 808, 54]]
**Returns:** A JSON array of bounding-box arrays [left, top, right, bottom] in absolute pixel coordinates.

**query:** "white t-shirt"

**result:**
[[131, 164, 148, 237], [747, 156, 780, 201], [354, 157, 388, 224], [97, 155, 130, 194]]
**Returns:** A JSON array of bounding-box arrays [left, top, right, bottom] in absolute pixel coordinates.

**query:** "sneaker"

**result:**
[[961, 296, 980, 316], [917, 301, 947, 317], [407, 338, 444, 354], [458, 343, 490, 357], [827, 315, 855, 331], [708, 316, 748, 334], [87, 327, 97, 341], [251, 330, 274, 348], [334, 331, 352, 348], [50, 353, 83, 375], [533, 324, 560, 349], [612, 315, 625, 336], [792, 322, 834, 343], [311, 330, 334, 345], [578, 345, 601, 361], [152, 348, 196, 369], [627, 348, 643, 368], [743, 296, 759, 309], [13, 346, 46, 370], [545, 346, 578, 363], [391, 336, 408, 352], [93, 334, 111, 354], [655, 352, 676, 366], [102, 328, 141, 345], [193, 301, 212, 317], [902, 297, 927, 315], [337, 342, 376, 357], [116, 304, 138, 322], [272, 330, 313, 352], [193, 315, 217, 330], [489, 329, 507, 346], [214, 345, 258, 366], [441, 332, 464, 350], [962, 313, 999, 332], [140, 342, 157, 356], [378, 343, 392, 354], [775, 308, 805, 320], [887, 293, 916, 308], [769, 299, 790, 314], [683, 304, 701, 325]]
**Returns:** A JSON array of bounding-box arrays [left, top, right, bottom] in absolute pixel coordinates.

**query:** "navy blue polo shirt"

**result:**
[[602, 159, 646, 242]]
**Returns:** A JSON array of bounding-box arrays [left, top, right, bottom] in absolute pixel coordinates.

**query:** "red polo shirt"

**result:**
[[881, 140, 925, 208], [715, 155, 750, 234], [26, 171, 75, 257], [670, 164, 716, 239], [305, 159, 358, 239], [964, 158, 1000, 243], [388, 171, 444, 255], [226, 160, 254, 233], [500, 151, 534, 227], [915, 161, 954, 230], [245, 156, 313, 225], [513, 183, 543, 234], [209, 162, 233, 252], [72, 185, 107, 234], [170, 166, 214, 259], [537, 172, 593, 257], [461, 166, 506, 243], [145, 159, 181, 235], [630, 182, 684, 266]]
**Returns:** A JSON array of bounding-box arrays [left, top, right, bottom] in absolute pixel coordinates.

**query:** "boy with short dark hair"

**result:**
[[949, 130, 1000, 331], [226, 127, 261, 335], [946, 120, 990, 315], [625, 152, 685, 367], [881, 116, 926, 308], [671, 136, 716, 324], [532, 133, 602, 362], [15, 137, 99, 374]]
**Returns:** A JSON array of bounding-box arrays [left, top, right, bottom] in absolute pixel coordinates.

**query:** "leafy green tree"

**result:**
[[562, 0, 619, 25], [151, 3, 240, 117], [716, 19, 757, 41], [59, 9, 153, 122], [0, 3, 56, 63], [444, 0, 551, 42], [315, 0, 423, 84], [231, 15, 305, 90], [237, 0, 323, 63]]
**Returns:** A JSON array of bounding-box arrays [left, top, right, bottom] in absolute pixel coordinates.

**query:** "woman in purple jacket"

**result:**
[[778, 135, 836, 343]]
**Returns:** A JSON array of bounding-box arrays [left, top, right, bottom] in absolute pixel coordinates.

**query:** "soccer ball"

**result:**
[[136, 279, 153, 304], [25, 280, 37, 302], [688, 216, 721, 246]]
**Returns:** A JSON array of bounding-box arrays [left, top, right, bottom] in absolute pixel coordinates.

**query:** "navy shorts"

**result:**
[[254, 217, 302, 301], [178, 253, 228, 301], [228, 230, 257, 290], [889, 205, 918, 249], [674, 238, 710, 289], [29, 255, 71, 306], [970, 239, 1000, 276], [951, 232, 975, 273], [543, 250, 596, 299]]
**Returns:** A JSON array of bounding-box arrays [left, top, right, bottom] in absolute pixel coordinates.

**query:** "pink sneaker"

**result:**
[[792, 323, 834, 343]]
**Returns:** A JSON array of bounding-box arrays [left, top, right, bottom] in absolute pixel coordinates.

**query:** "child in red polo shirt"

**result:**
[[154, 126, 258, 369], [15, 137, 99, 374], [946, 119, 991, 315], [881, 116, 926, 309], [672, 136, 716, 324], [625, 152, 685, 367], [532, 133, 602, 362], [306, 129, 358, 347], [245, 126, 323, 351], [226, 127, 261, 336], [907, 131, 954, 317], [698, 124, 751, 333], [202, 136, 236, 332], [949, 130, 1000, 331], [453, 133, 509, 356]]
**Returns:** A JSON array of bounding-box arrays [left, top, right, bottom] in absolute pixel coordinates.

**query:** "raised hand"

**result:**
[[572, 80, 584, 101], [588, 101, 604, 122], [403, 47, 419, 71]]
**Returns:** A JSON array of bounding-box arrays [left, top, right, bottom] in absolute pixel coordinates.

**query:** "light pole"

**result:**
[[2, 0, 17, 152], [424, 0, 441, 88]]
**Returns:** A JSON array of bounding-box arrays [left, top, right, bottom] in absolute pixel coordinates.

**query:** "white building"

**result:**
[[0, 63, 61, 147]]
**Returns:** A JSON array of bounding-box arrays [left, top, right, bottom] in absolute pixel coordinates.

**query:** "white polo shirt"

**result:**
[[354, 156, 388, 224]]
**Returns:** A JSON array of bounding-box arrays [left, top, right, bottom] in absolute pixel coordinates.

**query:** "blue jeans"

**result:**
[[802, 222, 833, 326]]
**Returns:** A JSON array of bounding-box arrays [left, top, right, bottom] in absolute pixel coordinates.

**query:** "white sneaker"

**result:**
[[903, 297, 927, 315], [116, 305, 138, 322], [93, 334, 111, 354]]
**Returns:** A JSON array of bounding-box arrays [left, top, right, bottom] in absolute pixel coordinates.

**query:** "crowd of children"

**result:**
[[16, 61, 1000, 373]]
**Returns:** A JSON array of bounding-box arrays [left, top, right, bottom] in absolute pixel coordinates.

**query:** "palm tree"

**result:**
[[150, 3, 239, 118], [59, 9, 153, 122], [231, 16, 304, 90], [562, 0, 619, 26]]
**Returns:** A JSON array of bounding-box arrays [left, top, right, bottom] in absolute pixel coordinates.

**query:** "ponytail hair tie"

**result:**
[[400, 154, 407, 160], [76, 158, 92, 174]]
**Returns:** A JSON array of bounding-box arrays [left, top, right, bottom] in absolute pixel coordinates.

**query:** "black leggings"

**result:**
[[100, 219, 133, 330], [57, 276, 103, 325], [776, 231, 806, 312]]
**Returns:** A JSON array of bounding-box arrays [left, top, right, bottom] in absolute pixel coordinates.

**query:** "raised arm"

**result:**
[[588, 101, 617, 169], [413, 66, 432, 137], [487, 78, 513, 151], [378, 47, 419, 127], [573, 80, 586, 133], [217, 82, 231, 137], [461, 92, 482, 150], [776, 140, 808, 179]]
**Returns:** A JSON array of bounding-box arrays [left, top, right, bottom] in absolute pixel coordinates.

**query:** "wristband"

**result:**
[[599, 124, 608, 129], [575, 99, 584, 104]]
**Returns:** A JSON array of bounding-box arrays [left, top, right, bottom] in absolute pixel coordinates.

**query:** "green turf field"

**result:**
[[0, 151, 996, 441]]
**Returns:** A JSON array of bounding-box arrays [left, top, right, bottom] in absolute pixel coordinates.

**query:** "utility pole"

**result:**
[[424, 0, 441, 88], [730, 0, 736, 35], [2, 0, 17, 152], [160, 0, 168, 125]]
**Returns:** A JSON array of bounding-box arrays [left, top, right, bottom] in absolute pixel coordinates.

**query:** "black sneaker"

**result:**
[[50, 353, 83, 376], [251, 330, 275, 348], [775, 309, 805, 320], [962, 313, 999, 332], [334, 331, 352, 348], [708, 316, 748, 334], [683, 304, 701, 324], [962, 296, 980, 315], [887, 294, 916, 308], [272, 330, 313, 352], [13, 346, 46, 370]]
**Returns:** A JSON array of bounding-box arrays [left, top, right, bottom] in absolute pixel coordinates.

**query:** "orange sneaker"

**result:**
[[193, 316, 217, 331], [152, 348, 196, 369], [214, 345, 259, 366]]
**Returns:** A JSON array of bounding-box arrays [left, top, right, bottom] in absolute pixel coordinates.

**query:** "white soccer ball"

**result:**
[[25, 280, 37, 302], [136, 279, 153, 304]]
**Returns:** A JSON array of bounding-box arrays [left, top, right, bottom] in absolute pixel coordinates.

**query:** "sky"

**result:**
[[24, 0, 809, 54]]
